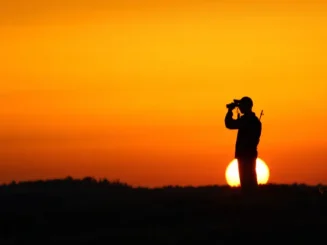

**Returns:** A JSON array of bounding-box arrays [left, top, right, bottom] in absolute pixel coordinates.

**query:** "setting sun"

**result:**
[[225, 158, 270, 187]]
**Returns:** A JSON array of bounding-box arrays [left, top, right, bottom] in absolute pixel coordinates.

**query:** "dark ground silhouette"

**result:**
[[0, 177, 326, 244]]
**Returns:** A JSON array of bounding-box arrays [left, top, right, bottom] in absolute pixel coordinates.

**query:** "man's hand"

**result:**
[[226, 102, 236, 110], [225, 106, 240, 129], [229, 104, 236, 110]]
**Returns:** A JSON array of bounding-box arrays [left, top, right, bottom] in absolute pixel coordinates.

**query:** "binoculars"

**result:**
[[226, 99, 241, 109]]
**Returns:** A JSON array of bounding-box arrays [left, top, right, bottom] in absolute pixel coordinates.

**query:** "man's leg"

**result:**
[[237, 158, 247, 191], [246, 157, 258, 190], [238, 157, 258, 193]]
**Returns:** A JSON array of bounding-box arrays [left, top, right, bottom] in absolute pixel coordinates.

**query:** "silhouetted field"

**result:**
[[0, 177, 326, 244]]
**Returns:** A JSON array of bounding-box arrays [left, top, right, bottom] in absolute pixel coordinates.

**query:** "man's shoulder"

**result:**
[[252, 113, 261, 125], [253, 113, 261, 121], [241, 112, 258, 119], [241, 112, 261, 124]]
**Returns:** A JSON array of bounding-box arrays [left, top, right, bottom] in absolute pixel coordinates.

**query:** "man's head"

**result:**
[[235, 96, 253, 114]]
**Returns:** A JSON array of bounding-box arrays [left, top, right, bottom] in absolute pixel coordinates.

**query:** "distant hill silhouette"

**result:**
[[0, 177, 326, 244]]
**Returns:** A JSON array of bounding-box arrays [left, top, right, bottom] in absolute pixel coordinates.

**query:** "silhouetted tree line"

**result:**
[[0, 177, 326, 244]]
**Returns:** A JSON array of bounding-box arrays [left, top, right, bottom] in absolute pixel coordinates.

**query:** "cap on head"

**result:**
[[239, 96, 253, 108]]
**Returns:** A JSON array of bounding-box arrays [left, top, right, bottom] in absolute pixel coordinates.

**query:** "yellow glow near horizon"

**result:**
[[225, 158, 270, 187]]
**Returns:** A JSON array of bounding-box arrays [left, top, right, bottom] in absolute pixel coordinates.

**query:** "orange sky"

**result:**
[[1, 0, 327, 186]]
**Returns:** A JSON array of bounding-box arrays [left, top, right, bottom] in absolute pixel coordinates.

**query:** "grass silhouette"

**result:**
[[0, 177, 326, 244]]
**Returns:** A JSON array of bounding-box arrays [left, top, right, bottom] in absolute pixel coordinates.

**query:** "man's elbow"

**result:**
[[225, 121, 236, 129]]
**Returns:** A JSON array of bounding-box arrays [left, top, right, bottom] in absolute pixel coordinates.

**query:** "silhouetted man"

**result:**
[[225, 97, 262, 194]]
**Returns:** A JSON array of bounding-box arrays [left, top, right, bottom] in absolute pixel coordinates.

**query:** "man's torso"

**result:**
[[235, 112, 262, 159]]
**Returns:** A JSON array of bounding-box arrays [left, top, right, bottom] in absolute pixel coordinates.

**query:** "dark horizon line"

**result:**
[[1, 176, 326, 189]]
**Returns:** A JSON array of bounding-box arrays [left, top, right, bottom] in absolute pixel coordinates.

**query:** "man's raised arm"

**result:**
[[225, 109, 240, 129]]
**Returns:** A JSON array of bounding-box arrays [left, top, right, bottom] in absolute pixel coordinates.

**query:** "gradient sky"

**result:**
[[1, 0, 327, 186]]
